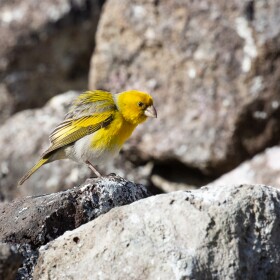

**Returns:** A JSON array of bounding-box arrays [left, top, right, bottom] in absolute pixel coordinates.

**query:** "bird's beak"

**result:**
[[144, 105, 157, 118]]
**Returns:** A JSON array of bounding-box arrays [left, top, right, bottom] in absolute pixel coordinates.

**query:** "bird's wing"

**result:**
[[43, 112, 114, 157], [42, 90, 117, 157], [65, 90, 117, 119]]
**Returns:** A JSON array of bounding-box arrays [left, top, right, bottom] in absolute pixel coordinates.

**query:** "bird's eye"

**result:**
[[138, 102, 144, 107]]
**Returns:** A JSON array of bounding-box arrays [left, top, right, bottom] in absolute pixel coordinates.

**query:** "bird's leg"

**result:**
[[85, 160, 102, 177]]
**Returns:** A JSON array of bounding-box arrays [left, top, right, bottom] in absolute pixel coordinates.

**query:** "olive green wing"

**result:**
[[65, 90, 117, 119], [42, 112, 114, 157]]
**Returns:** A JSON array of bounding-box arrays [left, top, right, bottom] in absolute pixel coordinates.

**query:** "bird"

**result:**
[[18, 89, 157, 185]]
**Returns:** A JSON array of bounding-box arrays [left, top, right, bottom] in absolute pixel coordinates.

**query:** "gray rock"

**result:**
[[89, 0, 280, 178], [0, 243, 22, 280], [0, 0, 104, 123], [34, 184, 280, 280]]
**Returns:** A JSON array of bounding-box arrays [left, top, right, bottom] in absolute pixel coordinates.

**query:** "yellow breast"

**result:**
[[90, 113, 137, 150]]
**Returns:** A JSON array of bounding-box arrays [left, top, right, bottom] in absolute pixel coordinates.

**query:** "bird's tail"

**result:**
[[18, 158, 49, 186]]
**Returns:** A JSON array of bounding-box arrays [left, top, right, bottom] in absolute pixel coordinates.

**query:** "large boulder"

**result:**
[[89, 0, 280, 177], [0, 0, 104, 124], [33, 183, 280, 279]]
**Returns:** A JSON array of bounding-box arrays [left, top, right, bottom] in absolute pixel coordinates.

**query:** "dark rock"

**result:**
[[0, 175, 150, 247], [16, 244, 38, 280]]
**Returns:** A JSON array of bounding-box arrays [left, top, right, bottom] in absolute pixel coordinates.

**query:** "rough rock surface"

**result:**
[[90, 0, 280, 176], [0, 0, 104, 123], [33, 184, 280, 280], [0, 242, 23, 280], [0, 91, 92, 200], [207, 146, 280, 189], [0, 175, 150, 248]]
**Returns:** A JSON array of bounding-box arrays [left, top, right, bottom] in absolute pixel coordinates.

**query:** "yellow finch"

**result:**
[[18, 90, 157, 185]]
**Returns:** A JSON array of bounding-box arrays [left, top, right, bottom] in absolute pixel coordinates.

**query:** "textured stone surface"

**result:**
[[16, 244, 38, 280], [33, 184, 280, 280], [0, 175, 149, 248], [0, 0, 104, 123], [90, 0, 280, 177], [206, 146, 280, 189]]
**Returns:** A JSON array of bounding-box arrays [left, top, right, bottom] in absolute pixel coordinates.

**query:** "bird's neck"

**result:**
[[91, 113, 137, 151], [116, 115, 138, 145]]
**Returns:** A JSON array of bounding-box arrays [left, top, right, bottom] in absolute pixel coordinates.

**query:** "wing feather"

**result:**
[[43, 90, 117, 157], [65, 90, 116, 119], [43, 114, 114, 156]]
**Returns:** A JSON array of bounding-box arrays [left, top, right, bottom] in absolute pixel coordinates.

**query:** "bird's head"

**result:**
[[116, 90, 157, 125]]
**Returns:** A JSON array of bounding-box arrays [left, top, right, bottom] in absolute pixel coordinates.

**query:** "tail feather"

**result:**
[[18, 158, 49, 186]]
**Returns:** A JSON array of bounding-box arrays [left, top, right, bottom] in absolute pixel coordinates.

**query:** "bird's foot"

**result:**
[[85, 160, 102, 177]]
